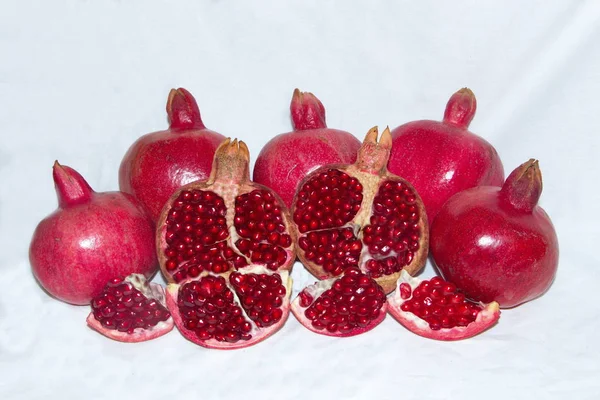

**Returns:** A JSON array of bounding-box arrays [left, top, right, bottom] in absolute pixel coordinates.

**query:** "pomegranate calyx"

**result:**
[[499, 159, 542, 213], [290, 89, 327, 131], [53, 161, 95, 208], [208, 138, 251, 185], [442, 87, 477, 128], [355, 126, 393, 174], [167, 87, 206, 130]]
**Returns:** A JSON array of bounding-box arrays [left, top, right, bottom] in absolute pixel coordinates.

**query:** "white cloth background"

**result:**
[[1, 1, 598, 399]]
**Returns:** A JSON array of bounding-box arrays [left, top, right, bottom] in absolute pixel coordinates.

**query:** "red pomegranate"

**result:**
[[87, 274, 174, 342], [156, 138, 296, 348], [291, 267, 387, 337], [119, 87, 226, 223], [253, 89, 361, 208], [430, 159, 559, 308], [291, 126, 429, 294], [388, 271, 500, 340], [387, 88, 504, 226], [29, 162, 157, 305]]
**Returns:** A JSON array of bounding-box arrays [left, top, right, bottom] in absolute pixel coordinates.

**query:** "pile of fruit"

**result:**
[[29, 87, 559, 348]]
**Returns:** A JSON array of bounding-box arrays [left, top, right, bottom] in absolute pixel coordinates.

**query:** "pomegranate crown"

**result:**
[[208, 138, 251, 184], [52, 161, 95, 208], [499, 159, 542, 213], [443, 87, 477, 128], [355, 126, 393, 174], [167, 87, 206, 130], [290, 88, 327, 131]]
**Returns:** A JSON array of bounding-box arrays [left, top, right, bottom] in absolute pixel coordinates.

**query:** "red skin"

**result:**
[[30, 163, 157, 305], [253, 89, 361, 208], [119, 88, 225, 222], [430, 160, 559, 308], [388, 88, 504, 226]]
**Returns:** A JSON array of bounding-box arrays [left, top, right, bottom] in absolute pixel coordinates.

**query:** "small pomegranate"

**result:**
[[430, 160, 559, 308], [388, 271, 500, 341], [291, 126, 428, 294], [388, 88, 505, 226], [30, 162, 157, 305], [87, 274, 174, 342], [165, 266, 291, 349], [119, 87, 226, 223], [156, 138, 296, 284], [291, 267, 387, 337], [253, 89, 361, 208]]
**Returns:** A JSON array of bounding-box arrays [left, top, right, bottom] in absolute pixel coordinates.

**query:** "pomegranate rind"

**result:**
[[86, 277, 174, 343], [290, 276, 388, 337], [166, 266, 292, 350], [388, 271, 500, 341]]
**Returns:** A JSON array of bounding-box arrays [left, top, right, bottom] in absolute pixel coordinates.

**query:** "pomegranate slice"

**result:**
[[291, 267, 387, 337], [388, 271, 500, 341], [166, 266, 291, 349], [291, 126, 428, 293], [87, 274, 174, 342], [156, 138, 296, 284]]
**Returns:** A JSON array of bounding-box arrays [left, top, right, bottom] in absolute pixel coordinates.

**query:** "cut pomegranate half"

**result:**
[[87, 274, 174, 342], [291, 267, 387, 337], [291, 126, 428, 293], [166, 265, 291, 349], [388, 271, 500, 341]]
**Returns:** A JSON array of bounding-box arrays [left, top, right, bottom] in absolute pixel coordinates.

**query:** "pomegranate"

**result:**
[[29, 162, 157, 305], [430, 159, 558, 308], [291, 267, 387, 337], [87, 274, 174, 342], [166, 266, 291, 349], [388, 271, 500, 340], [156, 138, 296, 284], [388, 88, 504, 226], [119, 87, 226, 223], [253, 89, 361, 208], [291, 126, 428, 294]]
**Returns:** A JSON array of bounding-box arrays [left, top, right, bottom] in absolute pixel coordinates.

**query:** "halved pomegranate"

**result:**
[[87, 274, 174, 342], [291, 267, 387, 337], [156, 138, 296, 284], [388, 271, 500, 341], [165, 266, 291, 349], [291, 126, 428, 293]]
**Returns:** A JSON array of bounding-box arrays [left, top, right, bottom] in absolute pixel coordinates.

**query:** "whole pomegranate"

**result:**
[[29, 162, 157, 305], [156, 138, 296, 348], [291, 126, 429, 294], [387, 88, 505, 226], [119, 87, 226, 223], [430, 159, 559, 308], [253, 88, 361, 208]]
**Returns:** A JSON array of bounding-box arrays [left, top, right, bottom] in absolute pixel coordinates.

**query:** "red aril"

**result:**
[[165, 266, 291, 349], [87, 274, 174, 342], [291, 267, 387, 337], [430, 159, 558, 308], [291, 126, 428, 294], [29, 162, 157, 305], [119, 88, 226, 223], [388, 88, 504, 227], [388, 271, 500, 341], [253, 89, 361, 208]]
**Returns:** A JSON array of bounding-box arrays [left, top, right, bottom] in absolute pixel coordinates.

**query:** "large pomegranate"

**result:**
[[119, 87, 226, 223], [387, 88, 505, 226], [291, 126, 429, 294], [30, 162, 157, 305], [430, 159, 559, 308], [156, 138, 296, 348], [253, 89, 361, 208]]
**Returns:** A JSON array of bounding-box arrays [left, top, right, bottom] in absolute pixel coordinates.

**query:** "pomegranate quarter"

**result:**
[[291, 126, 429, 294], [156, 138, 296, 348]]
